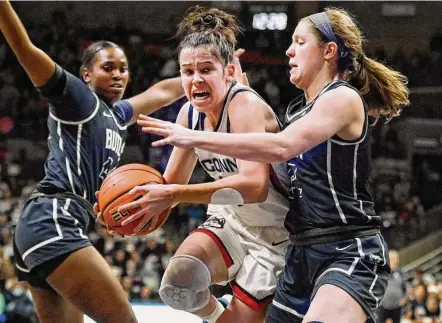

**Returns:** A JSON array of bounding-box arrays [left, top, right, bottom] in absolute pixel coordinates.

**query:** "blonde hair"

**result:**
[[302, 8, 410, 122]]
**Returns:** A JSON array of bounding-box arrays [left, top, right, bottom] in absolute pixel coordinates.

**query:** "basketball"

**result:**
[[97, 163, 171, 236]]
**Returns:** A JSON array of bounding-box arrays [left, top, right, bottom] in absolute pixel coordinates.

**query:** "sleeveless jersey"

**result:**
[[36, 65, 132, 204], [284, 80, 381, 234], [188, 81, 290, 227]]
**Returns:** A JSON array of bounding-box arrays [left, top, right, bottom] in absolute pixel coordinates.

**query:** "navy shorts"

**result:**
[[266, 234, 390, 323], [14, 195, 93, 289]]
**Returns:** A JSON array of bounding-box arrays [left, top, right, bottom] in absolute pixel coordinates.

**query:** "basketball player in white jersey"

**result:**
[[118, 7, 290, 323]]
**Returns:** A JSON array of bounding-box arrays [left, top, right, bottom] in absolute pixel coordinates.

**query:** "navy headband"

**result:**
[[308, 12, 354, 71]]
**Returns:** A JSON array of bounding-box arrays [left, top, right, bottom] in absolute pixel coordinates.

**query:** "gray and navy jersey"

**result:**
[[188, 81, 290, 227], [36, 65, 132, 204], [284, 80, 381, 234]]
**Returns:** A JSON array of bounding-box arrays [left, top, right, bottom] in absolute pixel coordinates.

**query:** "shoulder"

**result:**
[[228, 89, 270, 118], [320, 84, 362, 108], [313, 83, 363, 118], [228, 90, 275, 132], [112, 100, 133, 125]]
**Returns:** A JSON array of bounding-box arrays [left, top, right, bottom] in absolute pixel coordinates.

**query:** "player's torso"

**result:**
[[43, 95, 127, 203], [190, 82, 289, 227], [284, 80, 380, 234]]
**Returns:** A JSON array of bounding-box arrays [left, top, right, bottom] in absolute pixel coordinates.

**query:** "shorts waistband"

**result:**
[[29, 189, 95, 221], [289, 225, 381, 246]]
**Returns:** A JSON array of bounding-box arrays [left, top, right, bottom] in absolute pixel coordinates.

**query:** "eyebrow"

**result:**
[[101, 60, 128, 66], [181, 60, 215, 67]]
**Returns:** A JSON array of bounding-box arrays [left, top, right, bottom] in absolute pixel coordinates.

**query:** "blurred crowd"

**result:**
[[378, 250, 442, 323], [1, 10, 442, 323]]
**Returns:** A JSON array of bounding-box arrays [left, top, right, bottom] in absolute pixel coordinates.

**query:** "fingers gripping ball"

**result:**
[[98, 164, 171, 236]]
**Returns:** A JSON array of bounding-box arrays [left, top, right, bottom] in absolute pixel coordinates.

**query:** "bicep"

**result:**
[[228, 95, 269, 182], [280, 88, 360, 156]]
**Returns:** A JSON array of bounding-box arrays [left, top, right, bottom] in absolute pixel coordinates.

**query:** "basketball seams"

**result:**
[[100, 164, 163, 188]]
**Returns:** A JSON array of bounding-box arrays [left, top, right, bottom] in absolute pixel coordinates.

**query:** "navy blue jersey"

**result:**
[[36, 65, 132, 203], [284, 80, 381, 234]]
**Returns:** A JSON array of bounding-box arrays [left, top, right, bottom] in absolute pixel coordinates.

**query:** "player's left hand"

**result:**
[[137, 114, 196, 149], [118, 184, 178, 233], [233, 48, 249, 86], [94, 191, 124, 237]]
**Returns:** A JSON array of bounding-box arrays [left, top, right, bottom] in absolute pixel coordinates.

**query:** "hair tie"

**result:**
[[202, 14, 214, 25]]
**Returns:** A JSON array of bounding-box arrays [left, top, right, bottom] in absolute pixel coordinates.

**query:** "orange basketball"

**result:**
[[97, 163, 171, 236]]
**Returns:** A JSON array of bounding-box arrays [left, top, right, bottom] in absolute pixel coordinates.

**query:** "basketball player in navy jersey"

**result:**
[[138, 8, 410, 323], [0, 1, 184, 322], [116, 7, 290, 323]]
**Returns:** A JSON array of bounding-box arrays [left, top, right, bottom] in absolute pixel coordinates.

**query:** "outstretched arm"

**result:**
[[126, 77, 184, 125], [139, 86, 362, 163], [0, 1, 56, 86]]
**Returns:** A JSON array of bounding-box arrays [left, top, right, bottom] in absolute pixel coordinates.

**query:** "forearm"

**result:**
[[0, 1, 32, 54], [129, 77, 184, 123], [143, 77, 184, 113], [173, 175, 268, 205], [0, 1, 54, 86], [190, 131, 292, 163]]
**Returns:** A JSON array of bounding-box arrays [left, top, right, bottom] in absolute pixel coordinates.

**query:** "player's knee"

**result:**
[[159, 255, 211, 312]]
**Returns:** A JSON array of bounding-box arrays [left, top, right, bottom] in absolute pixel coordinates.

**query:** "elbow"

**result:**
[[244, 181, 269, 204], [255, 188, 269, 203], [270, 134, 295, 162], [272, 146, 293, 163]]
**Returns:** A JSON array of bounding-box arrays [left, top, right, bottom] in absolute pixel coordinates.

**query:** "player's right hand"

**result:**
[[137, 114, 196, 149]]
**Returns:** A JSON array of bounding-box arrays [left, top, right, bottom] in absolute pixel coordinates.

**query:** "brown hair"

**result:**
[[303, 8, 410, 122], [176, 7, 242, 65]]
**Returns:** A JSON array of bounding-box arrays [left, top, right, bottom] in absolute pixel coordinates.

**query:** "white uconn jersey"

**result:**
[[188, 82, 290, 226]]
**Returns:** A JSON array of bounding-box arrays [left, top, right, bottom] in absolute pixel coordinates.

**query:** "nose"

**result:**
[[192, 73, 203, 84], [286, 44, 295, 58], [112, 69, 122, 80]]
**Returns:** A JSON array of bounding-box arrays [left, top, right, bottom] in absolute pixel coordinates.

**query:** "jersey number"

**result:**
[[99, 157, 115, 180]]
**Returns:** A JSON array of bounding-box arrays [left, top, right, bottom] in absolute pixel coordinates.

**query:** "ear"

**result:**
[[324, 42, 339, 61], [225, 63, 235, 82], [82, 68, 91, 84]]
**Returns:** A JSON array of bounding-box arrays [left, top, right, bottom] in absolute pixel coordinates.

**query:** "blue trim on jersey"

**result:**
[[188, 105, 194, 129], [199, 113, 206, 131]]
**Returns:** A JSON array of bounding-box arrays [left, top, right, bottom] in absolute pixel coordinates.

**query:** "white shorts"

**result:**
[[193, 211, 289, 311]]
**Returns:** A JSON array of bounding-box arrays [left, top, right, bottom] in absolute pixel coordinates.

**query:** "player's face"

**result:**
[[86, 47, 129, 104], [179, 46, 234, 113], [286, 21, 326, 89]]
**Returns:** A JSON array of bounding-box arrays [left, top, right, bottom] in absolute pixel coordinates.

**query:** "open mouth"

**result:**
[[110, 83, 124, 90], [192, 90, 210, 101]]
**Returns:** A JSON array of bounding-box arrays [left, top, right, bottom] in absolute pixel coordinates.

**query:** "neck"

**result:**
[[304, 70, 339, 103], [203, 81, 232, 130], [204, 102, 223, 130]]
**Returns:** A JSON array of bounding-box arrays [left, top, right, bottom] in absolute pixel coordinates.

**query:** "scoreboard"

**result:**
[[211, 1, 295, 31]]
